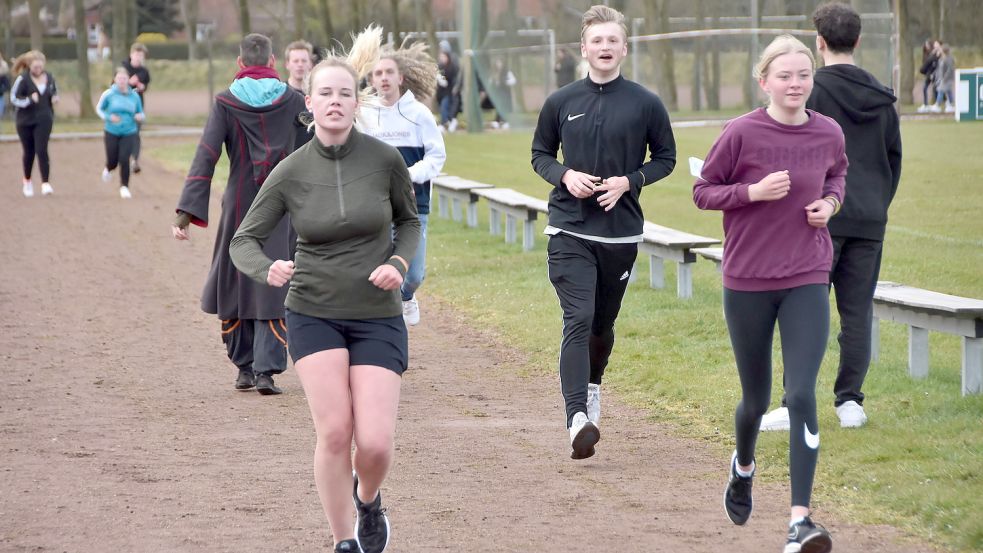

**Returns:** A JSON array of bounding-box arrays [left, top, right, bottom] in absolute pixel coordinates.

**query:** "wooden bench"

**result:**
[[472, 188, 549, 251], [432, 175, 494, 228], [637, 222, 721, 299], [693, 246, 723, 272], [871, 281, 983, 396]]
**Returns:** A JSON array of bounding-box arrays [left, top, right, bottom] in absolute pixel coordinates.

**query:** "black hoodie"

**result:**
[[806, 64, 902, 241]]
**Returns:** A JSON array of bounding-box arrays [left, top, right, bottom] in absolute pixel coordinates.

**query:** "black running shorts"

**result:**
[[285, 310, 408, 375]]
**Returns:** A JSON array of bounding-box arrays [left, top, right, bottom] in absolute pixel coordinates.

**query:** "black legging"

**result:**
[[17, 119, 53, 182], [723, 283, 829, 508], [104, 132, 136, 186]]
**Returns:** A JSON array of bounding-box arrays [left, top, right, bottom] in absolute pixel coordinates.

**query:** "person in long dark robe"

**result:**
[[171, 33, 307, 396]]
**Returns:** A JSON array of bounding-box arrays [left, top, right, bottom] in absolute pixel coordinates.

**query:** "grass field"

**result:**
[[152, 118, 982, 552]]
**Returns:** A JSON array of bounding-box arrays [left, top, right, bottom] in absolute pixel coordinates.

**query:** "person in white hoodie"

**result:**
[[359, 42, 446, 326]]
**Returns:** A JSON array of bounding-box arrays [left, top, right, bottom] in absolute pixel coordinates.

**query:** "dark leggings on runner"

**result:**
[[723, 283, 829, 508], [104, 132, 136, 186], [17, 119, 53, 181]]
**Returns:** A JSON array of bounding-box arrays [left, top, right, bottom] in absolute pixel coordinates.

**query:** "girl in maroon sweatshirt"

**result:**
[[693, 34, 846, 553]]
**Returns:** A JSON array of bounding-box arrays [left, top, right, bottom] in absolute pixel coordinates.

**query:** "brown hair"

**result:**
[[377, 41, 438, 100], [284, 40, 313, 60], [581, 5, 627, 42], [130, 42, 148, 55], [240, 33, 273, 67]]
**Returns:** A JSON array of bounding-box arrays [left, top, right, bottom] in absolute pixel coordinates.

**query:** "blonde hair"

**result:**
[[303, 26, 385, 130], [753, 34, 815, 80], [581, 5, 628, 42], [12, 50, 45, 75], [284, 40, 313, 60], [377, 40, 438, 100]]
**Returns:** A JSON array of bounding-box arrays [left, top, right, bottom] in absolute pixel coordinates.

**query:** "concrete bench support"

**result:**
[[638, 223, 720, 299], [474, 188, 548, 252], [872, 281, 983, 396], [432, 176, 494, 229]]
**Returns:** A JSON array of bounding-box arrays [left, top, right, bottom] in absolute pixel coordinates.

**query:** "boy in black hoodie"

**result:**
[[759, 1, 902, 432]]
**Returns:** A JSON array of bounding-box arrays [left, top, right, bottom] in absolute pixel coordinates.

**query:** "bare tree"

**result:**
[[351, 0, 362, 32], [181, 0, 199, 60], [295, 0, 305, 40], [28, 0, 43, 51], [389, 0, 400, 42], [72, 0, 95, 118], [704, 8, 720, 110], [238, 0, 251, 35], [895, 0, 912, 105], [1, 0, 14, 58], [420, 0, 437, 60], [111, 0, 127, 63], [317, 0, 334, 44], [691, 0, 704, 111], [645, 0, 676, 111]]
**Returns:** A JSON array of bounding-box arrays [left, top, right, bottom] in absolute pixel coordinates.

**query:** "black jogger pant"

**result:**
[[778, 236, 883, 408], [547, 233, 637, 427], [221, 319, 288, 376], [104, 132, 136, 186], [17, 120, 53, 181], [724, 284, 829, 508]]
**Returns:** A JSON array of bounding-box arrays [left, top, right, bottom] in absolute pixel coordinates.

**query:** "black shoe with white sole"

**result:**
[[783, 516, 832, 553], [353, 472, 390, 553], [724, 450, 754, 525]]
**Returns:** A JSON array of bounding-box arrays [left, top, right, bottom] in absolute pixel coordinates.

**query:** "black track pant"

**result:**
[[221, 319, 288, 376], [778, 237, 882, 408], [547, 233, 637, 427], [132, 121, 142, 160], [17, 120, 53, 181], [104, 132, 136, 186], [724, 284, 828, 508]]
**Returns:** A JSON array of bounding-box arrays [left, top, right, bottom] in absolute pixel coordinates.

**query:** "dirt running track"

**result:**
[[0, 137, 940, 553]]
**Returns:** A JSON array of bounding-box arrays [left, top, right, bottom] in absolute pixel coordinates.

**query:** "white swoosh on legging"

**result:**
[[804, 423, 820, 449]]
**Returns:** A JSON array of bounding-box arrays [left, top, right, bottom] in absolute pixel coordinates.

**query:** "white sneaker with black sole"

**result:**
[[569, 411, 600, 460]]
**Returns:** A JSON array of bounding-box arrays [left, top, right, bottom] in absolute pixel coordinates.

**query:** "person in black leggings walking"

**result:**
[[694, 34, 847, 553], [10, 50, 58, 198]]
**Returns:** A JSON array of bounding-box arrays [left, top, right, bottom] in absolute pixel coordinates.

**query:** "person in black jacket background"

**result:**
[[759, 1, 902, 433], [531, 4, 676, 460], [10, 50, 59, 198], [122, 43, 150, 173]]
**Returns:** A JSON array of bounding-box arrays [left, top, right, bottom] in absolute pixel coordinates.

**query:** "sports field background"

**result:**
[[152, 118, 983, 552]]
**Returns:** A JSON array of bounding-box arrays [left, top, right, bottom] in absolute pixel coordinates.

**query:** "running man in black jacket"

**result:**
[[760, 1, 902, 433], [532, 4, 676, 460]]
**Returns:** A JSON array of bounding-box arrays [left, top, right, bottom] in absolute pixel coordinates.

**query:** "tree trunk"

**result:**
[[691, 0, 704, 111], [505, 0, 525, 112], [705, 10, 720, 110], [389, 0, 400, 42], [646, 0, 676, 111], [317, 0, 333, 44], [181, 0, 199, 61], [744, 0, 765, 110], [238, 0, 251, 35], [1, 0, 14, 60], [72, 0, 96, 118], [111, 0, 127, 63], [420, 0, 437, 60], [28, 0, 43, 51], [896, 0, 912, 106], [351, 0, 362, 32], [295, 0, 305, 40]]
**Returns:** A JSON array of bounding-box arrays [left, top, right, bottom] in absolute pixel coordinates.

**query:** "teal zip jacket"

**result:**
[[97, 85, 144, 136]]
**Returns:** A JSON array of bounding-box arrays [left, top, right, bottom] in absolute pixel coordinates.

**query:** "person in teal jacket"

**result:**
[[97, 67, 144, 199]]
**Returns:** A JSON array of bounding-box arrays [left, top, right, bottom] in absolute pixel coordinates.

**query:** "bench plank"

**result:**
[[473, 188, 547, 251], [432, 175, 494, 228], [637, 222, 720, 298]]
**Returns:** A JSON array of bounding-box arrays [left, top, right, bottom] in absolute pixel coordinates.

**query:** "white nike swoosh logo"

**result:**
[[567, 113, 586, 121], [804, 423, 820, 449]]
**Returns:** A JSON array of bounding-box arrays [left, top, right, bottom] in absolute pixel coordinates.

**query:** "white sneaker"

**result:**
[[759, 406, 790, 431], [101, 168, 112, 183], [928, 104, 942, 113], [586, 383, 601, 425], [447, 118, 458, 133], [944, 103, 955, 113], [501, 122, 510, 130], [569, 411, 600, 460], [402, 296, 420, 326], [836, 400, 868, 428], [22, 181, 34, 197], [917, 104, 929, 113], [41, 182, 53, 196], [489, 120, 500, 129], [119, 185, 132, 199]]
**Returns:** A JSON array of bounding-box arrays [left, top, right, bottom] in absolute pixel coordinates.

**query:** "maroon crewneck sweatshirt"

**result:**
[[693, 108, 848, 292]]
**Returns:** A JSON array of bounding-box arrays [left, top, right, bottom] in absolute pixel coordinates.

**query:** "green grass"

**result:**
[[150, 119, 983, 552]]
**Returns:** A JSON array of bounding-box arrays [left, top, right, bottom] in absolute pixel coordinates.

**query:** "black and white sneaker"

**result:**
[[569, 411, 600, 460], [353, 472, 390, 553], [334, 538, 362, 552], [784, 516, 832, 553], [724, 450, 754, 525]]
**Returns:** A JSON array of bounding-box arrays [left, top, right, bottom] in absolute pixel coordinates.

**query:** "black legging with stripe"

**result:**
[[723, 283, 828, 508], [17, 119, 53, 181]]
